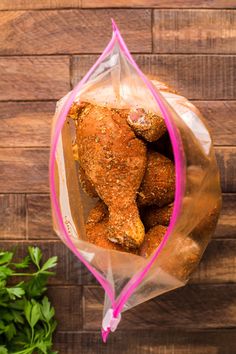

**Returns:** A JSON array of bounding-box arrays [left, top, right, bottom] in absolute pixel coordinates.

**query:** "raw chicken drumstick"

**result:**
[[73, 102, 147, 249], [138, 150, 175, 207], [86, 201, 137, 253], [86, 201, 125, 252]]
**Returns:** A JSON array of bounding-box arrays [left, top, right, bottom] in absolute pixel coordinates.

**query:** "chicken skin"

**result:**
[[127, 108, 167, 142], [139, 225, 167, 258], [138, 151, 175, 207], [75, 102, 147, 249], [126, 80, 177, 143], [86, 201, 125, 252], [86, 201, 137, 253]]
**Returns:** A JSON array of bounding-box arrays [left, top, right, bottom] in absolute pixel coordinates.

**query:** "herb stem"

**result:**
[[31, 326, 34, 345], [10, 273, 35, 277], [13, 345, 36, 354]]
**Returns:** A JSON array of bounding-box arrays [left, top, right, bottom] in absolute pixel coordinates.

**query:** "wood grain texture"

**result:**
[[82, 0, 236, 8], [26, 194, 56, 239], [0, 194, 26, 239], [215, 194, 236, 239], [0, 148, 49, 193], [153, 10, 236, 53], [0, 56, 69, 100], [191, 239, 236, 283], [216, 147, 236, 193], [0, 0, 235, 10], [1, 239, 236, 285], [0, 102, 55, 147], [72, 55, 236, 99], [48, 286, 82, 331], [0, 0, 82, 9], [0, 147, 234, 192], [193, 101, 236, 146], [0, 10, 151, 55], [83, 283, 236, 330], [54, 330, 236, 354], [1, 101, 235, 147]]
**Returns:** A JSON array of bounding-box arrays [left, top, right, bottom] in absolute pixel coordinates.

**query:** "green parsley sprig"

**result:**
[[0, 247, 58, 354]]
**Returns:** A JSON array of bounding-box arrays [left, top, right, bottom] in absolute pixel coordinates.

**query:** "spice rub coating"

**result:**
[[86, 201, 137, 253], [138, 151, 175, 207], [139, 225, 167, 258], [75, 102, 147, 249]]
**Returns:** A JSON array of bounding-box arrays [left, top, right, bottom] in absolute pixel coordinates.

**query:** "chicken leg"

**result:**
[[75, 102, 147, 249]]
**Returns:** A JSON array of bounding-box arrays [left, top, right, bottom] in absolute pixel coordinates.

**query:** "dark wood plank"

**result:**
[[191, 239, 236, 283], [27, 194, 56, 239], [0, 146, 234, 192], [72, 54, 236, 100], [0, 10, 151, 55], [1, 101, 235, 147], [0, 56, 69, 100], [154, 10, 236, 54], [215, 194, 236, 239], [216, 147, 236, 193], [0, 101, 55, 147], [0, 0, 235, 9], [0, 0, 82, 9], [0, 240, 94, 285], [193, 101, 236, 146], [83, 283, 236, 330], [138, 55, 236, 100], [54, 330, 236, 354], [81, 0, 236, 8], [0, 239, 236, 285], [0, 148, 49, 193], [47, 286, 82, 331], [0, 194, 26, 239]]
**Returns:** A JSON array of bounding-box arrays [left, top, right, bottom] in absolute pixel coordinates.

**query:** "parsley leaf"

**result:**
[[0, 346, 8, 354], [40, 257, 57, 273], [0, 247, 58, 353], [0, 252, 13, 265], [11, 256, 31, 269], [6, 286, 25, 300], [28, 247, 42, 270]]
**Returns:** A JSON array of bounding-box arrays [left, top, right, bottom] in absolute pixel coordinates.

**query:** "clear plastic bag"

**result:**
[[50, 20, 221, 341]]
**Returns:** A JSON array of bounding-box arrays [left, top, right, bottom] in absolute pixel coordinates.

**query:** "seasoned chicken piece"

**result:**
[[141, 203, 174, 230], [127, 108, 166, 142], [139, 225, 167, 258], [75, 102, 147, 249], [162, 235, 202, 281], [138, 151, 175, 207], [126, 79, 177, 144], [86, 201, 137, 253], [86, 201, 124, 251]]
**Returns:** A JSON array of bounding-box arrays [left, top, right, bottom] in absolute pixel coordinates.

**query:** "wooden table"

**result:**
[[0, 1, 235, 353]]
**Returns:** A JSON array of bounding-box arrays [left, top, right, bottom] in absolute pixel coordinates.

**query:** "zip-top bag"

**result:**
[[50, 21, 221, 341]]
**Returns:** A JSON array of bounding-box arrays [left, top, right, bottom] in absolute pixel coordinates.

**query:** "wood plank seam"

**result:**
[[0, 5, 235, 10]]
